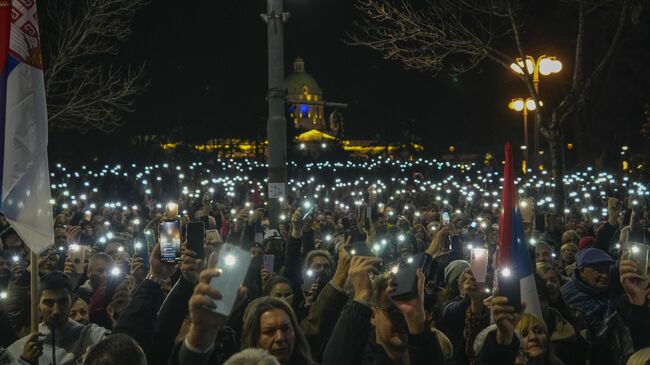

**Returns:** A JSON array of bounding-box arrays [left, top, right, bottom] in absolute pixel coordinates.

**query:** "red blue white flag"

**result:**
[[497, 142, 542, 317], [0, 0, 53, 254]]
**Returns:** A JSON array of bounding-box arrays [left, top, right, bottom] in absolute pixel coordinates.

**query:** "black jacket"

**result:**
[[476, 330, 520, 365], [322, 300, 444, 365]]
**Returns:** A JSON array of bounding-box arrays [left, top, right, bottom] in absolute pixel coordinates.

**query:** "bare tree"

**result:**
[[39, 0, 149, 133], [349, 0, 641, 211]]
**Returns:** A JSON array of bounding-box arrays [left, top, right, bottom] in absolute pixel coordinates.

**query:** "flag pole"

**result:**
[[30, 250, 39, 332]]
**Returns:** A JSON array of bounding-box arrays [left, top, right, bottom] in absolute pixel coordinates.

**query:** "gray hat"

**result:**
[[444, 260, 470, 286]]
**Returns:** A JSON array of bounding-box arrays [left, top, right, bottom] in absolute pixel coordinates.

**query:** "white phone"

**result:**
[[209, 244, 252, 316]]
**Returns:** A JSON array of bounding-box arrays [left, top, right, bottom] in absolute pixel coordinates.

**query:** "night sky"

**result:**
[[52, 0, 650, 162]]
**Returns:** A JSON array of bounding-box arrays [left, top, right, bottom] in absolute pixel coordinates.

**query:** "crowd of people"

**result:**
[[0, 157, 649, 365]]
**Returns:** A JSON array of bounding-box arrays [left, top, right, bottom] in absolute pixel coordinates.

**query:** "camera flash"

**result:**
[[111, 267, 120, 276], [12, 255, 19, 263], [225, 254, 236, 266], [134, 242, 143, 250], [502, 268, 511, 278]]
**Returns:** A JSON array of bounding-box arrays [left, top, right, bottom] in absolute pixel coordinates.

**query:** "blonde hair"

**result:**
[[515, 313, 562, 365], [626, 347, 650, 365], [224, 349, 280, 365]]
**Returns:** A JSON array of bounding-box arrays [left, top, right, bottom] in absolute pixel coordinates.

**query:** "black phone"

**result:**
[[302, 270, 326, 293], [497, 268, 522, 312], [159, 220, 181, 263], [186, 221, 205, 258], [302, 205, 316, 223], [345, 241, 375, 257], [390, 253, 432, 301]]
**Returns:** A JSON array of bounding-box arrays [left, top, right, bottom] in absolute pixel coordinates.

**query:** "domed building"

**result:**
[[158, 57, 422, 159], [284, 57, 332, 133]]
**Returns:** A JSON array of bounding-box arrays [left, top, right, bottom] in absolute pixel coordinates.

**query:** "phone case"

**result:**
[[186, 221, 205, 258], [390, 253, 432, 300], [209, 244, 252, 316]]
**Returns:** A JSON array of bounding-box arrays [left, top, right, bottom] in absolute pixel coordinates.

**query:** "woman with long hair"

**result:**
[[241, 297, 314, 365]]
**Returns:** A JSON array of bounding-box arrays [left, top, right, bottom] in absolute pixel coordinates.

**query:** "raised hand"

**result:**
[[387, 269, 427, 335], [148, 243, 178, 282], [21, 332, 44, 363], [291, 208, 303, 239], [348, 256, 381, 302], [490, 296, 521, 346], [180, 249, 203, 284], [620, 257, 650, 306], [186, 266, 247, 352], [332, 244, 352, 288]]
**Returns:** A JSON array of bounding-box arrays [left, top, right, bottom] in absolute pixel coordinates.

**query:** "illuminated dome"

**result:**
[[284, 57, 322, 97], [285, 57, 326, 131]]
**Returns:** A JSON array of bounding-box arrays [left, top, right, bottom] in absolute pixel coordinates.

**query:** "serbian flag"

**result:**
[[497, 143, 542, 317], [0, 0, 54, 254]]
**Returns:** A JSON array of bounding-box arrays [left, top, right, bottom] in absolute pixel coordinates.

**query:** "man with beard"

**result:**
[[322, 257, 444, 364], [6, 246, 63, 337], [6, 271, 109, 364]]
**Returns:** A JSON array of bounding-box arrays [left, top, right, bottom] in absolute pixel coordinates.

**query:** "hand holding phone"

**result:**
[[628, 244, 650, 280]]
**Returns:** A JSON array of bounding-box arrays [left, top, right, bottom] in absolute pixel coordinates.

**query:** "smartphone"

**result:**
[[208, 244, 252, 316], [497, 268, 522, 312], [134, 240, 150, 269], [84, 210, 92, 221], [68, 244, 86, 273], [104, 265, 127, 301], [159, 220, 181, 263], [263, 254, 275, 273], [205, 229, 221, 244], [470, 248, 489, 283], [302, 270, 326, 293], [186, 221, 205, 258], [345, 241, 375, 257], [390, 253, 433, 301], [442, 211, 450, 225], [302, 205, 317, 223], [629, 243, 650, 280]]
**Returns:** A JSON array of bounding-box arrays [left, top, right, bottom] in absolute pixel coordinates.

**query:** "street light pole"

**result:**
[[510, 55, 562, 171], [523, 107, 529, 167], [262, 0, 289, 229]]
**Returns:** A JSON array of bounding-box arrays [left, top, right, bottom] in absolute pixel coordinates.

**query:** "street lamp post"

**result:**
[[510, 55, 562, 169], [509, 98, 538, 174], [262, 0, 290, 229]]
